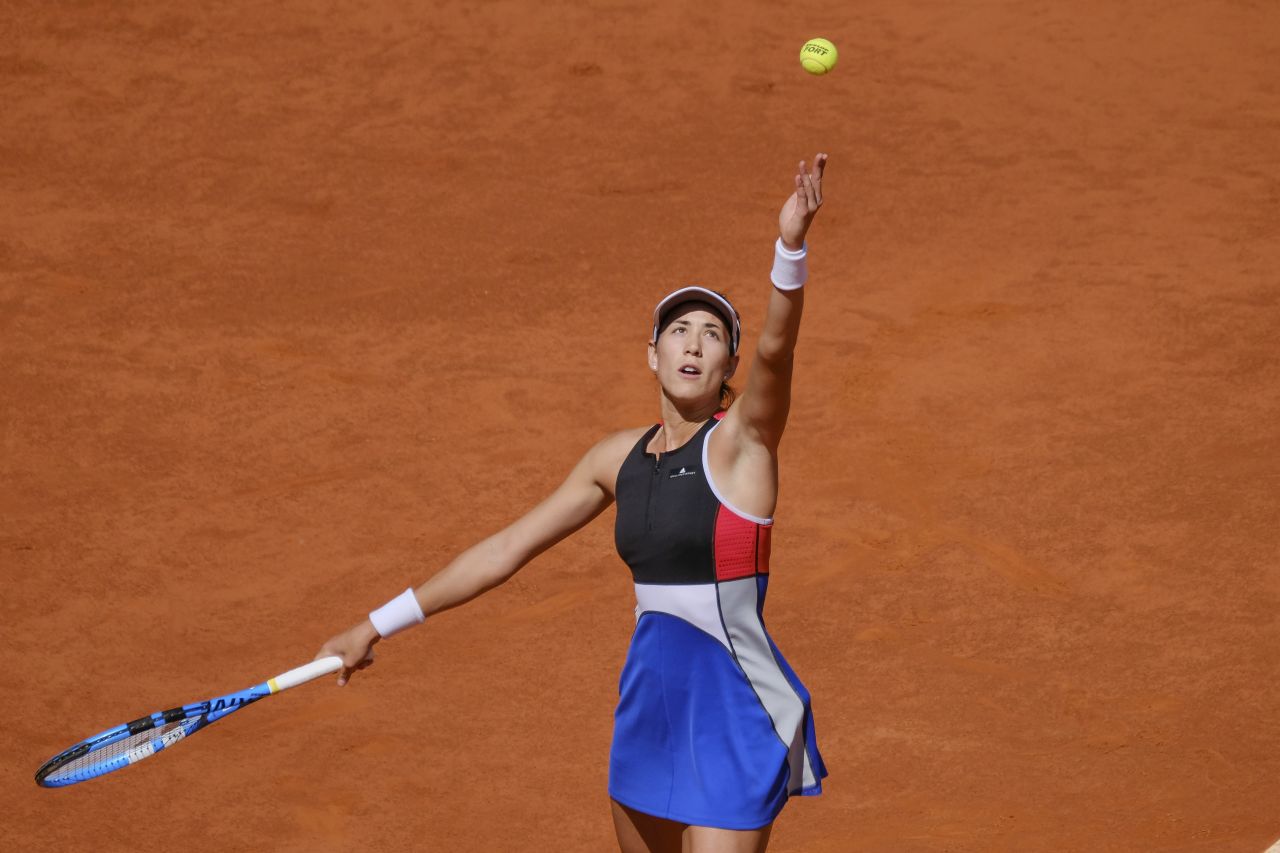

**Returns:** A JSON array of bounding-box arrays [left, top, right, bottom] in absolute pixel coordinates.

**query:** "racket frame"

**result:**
[[35, 656, 343, 788]]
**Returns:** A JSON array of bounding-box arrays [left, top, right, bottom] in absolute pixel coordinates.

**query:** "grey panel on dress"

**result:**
[[717, 576, 818, 793]]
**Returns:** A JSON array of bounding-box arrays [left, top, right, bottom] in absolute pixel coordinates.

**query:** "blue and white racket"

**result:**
[[35, 655, 343, 788]]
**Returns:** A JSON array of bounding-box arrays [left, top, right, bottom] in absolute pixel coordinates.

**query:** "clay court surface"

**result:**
[[3, 1, 1278, 849]]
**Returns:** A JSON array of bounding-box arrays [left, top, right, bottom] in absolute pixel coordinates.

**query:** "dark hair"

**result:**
[[719, 380, 737, 411], [708, 288, 738, 410]]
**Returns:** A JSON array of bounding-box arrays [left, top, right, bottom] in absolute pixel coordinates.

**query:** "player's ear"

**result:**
[[725, 354, 739, 381], [648, 340, 658, 373]]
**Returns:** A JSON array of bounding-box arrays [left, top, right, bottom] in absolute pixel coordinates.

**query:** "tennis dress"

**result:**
[[608, 417, 827, 830]]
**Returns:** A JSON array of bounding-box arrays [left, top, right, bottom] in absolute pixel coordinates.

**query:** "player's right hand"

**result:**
[[315, 620, 380, 686]]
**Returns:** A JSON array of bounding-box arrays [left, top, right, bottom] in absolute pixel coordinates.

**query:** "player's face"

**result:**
[[648, 303, 738, 404]]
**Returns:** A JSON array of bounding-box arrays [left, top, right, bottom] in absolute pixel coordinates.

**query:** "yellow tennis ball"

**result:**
[[800, 38, 838, 75]]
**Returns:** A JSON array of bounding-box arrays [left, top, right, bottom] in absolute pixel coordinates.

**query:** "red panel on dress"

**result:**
[[714, 507, 769, 580]]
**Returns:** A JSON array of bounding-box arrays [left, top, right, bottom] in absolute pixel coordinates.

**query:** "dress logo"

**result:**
[[669, 466, 699, 479]]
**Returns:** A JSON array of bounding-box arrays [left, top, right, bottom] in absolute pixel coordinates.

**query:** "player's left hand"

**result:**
[[778, 153, 828, 250]]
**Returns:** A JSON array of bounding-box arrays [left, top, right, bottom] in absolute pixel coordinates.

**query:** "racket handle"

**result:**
[[268, 656, 344, 693]]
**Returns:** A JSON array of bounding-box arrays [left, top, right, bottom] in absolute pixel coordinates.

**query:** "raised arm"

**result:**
[[723, 154, 828, 453], [315, 429, 637, 684]]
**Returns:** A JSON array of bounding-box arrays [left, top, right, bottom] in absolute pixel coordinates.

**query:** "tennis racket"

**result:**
[[35, 655, 343, 788]]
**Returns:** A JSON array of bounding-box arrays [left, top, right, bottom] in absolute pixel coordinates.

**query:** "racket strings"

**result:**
[[43, 718, 197, 785]]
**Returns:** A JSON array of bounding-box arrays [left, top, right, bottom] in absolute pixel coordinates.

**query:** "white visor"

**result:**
[[651, 286, 741, 355]]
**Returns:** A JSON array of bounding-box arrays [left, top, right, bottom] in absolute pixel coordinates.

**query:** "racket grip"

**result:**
[[269, 656, 344, 693]]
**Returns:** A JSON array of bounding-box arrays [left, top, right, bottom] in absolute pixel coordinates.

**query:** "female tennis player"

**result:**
[[316, 153, 830, 853]]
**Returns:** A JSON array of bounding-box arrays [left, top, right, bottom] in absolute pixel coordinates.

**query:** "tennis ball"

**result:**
[[800, 38, 837, 75]]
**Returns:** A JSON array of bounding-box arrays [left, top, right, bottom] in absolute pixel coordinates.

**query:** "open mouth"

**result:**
[[679, 365, 702, 376]]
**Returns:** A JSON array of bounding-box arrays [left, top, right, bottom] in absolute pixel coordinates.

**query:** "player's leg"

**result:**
[[611, 799, 685, 853], [685, 822, 773, 853]]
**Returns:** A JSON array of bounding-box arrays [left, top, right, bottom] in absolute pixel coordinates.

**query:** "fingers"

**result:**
[[797, 160, 819, 212], [795, 154, 826, 208], [793, 163, 813, 212], [811, 152, 828, 180], [319, 636, 375, 686], [811, 153, 826, 204], [338, 648, 374, 686]]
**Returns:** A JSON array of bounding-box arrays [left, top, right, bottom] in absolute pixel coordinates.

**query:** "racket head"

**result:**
[[35, 711, 210, 788], [35, 657, 340, 788]]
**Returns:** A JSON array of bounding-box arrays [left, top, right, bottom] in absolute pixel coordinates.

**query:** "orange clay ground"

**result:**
[[2, 2, 1278, 850]]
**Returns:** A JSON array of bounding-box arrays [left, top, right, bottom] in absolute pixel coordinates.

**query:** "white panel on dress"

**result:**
[[633, 582, 731, 651]]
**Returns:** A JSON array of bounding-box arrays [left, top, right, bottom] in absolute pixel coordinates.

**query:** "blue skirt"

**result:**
[[608, 607, 827, 830]]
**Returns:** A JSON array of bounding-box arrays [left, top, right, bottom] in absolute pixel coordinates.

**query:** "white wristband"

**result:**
[[770, 239, 808, 290], [369, 588, 425, 638]]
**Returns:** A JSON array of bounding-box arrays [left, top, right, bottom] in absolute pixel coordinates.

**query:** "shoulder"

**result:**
[[591, 426, 652, 465], [579, 426, 653, 490]]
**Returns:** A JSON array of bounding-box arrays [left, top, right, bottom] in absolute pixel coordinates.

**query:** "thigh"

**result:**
[[685, 822, 773, 853], [611, 799, 685, 853]]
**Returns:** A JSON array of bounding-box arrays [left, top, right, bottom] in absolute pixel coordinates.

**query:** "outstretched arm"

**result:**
[[315, 430, 634, 684], [726, 154, 828, 453]]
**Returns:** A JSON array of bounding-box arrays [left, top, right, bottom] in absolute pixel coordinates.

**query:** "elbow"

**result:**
[[474, 530, 523, 587], [754, 342, 795, 369], [496, 530, 529, 575]]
